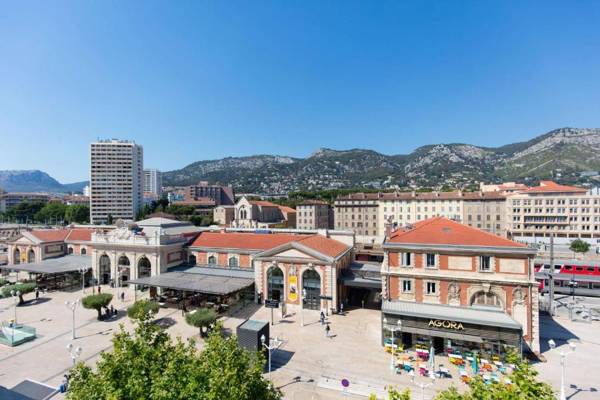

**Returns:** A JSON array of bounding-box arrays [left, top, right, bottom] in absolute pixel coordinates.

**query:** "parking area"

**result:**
[[0, 288, 599, 399]]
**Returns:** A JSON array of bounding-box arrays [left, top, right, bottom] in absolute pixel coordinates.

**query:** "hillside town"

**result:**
[[0, 138, 599, 399]]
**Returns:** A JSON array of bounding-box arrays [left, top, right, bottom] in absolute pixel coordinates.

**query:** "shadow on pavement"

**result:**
[[270, 349, 295, 372], [568, 384, 598, 399], [154, 317, 176, 329], [538, 314, 580, 354], [19, 297, 52, 307]]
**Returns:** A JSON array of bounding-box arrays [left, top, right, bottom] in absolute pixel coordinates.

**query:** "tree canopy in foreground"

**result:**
[[66, 313, 281, 400]]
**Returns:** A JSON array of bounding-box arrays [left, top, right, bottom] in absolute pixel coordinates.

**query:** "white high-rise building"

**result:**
[[143, 169, 162, 196], [90, 139, 143, 224]]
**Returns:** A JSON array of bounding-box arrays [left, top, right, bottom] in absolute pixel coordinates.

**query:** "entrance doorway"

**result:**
[[302, 269, 321, 310], [99, 255, 111, 284], [433, 336, 445, 354], [346, 287, 381, 309], [267, 266, 284, 302]]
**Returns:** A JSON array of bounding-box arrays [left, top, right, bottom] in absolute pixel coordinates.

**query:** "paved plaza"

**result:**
[[0, 287, 599, 399]]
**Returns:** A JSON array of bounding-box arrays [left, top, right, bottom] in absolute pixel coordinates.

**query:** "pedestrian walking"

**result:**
[[120, 291, 125, 302], [110, 305, 116, 316], [320, 310, 325, 325], [35, 289, 39, 300], [340, 302, 344, 314], [325, 324, 331, 338], [98, 286, 101, 293]]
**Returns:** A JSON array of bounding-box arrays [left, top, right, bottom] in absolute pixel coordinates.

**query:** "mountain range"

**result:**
[[0, 170, 88, 194], [163, 128, 600, 193], [3, 128, 600, 195]]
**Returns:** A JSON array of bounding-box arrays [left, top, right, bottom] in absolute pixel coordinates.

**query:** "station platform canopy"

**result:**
[[128, 267, 254, 296], [0, 255, 90, 275]]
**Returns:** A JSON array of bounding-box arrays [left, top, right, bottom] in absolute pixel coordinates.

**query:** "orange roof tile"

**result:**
[[525, 181, 586, 193], [387, 217, 526, 248], [278, 205, 296, 214], [190, 231, 350, 258], [66, 228, 93, 242], [29, 229, 70, 242], [249, 200, 278, 207]]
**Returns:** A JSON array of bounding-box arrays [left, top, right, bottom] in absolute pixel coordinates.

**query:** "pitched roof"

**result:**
[[65, 228, 93, 242], [525, 181, 586, 194], [29, 229, 70, 242], [249, 200, 278, 207], [335, 191, 505, 202], [277, 205, 296, 214], [387, 217, 527, 248], [190, 231, 350, 258]]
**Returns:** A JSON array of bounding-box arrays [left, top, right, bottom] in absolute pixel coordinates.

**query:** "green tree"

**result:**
[[5, 201, 46, 223], [127, 299, 159, 321], [370, 387, 411, 400], [82, 293, 113, 320], [1, 282, 37, 304], [35, 202, 67, 224], [65, 204, 90, 224], [66, 315, 281, 400], [569, 239, 590, 256], [185, 308, 218, 337], [434, 349, 554, 400]]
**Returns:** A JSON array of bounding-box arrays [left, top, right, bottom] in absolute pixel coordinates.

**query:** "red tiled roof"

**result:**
[[65, 228, 93, 242], [249, 200, 278, 207], [387, 217, 526, 248], [524, 181, 586, 193], [29, 229, 70, 242], [190, 232, 350, 258], [278, 205, 296, 214], [335, 191, 505, 202]]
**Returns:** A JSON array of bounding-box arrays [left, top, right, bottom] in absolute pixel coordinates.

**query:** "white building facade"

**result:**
[[90, 140, 143, 224]]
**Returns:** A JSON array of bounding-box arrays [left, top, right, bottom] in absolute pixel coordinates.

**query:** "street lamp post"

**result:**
[[548, 339, 576, 400], [66, 343, 83, 367], [411, 373, 436, 400], [10, 290, 21, 325], [383, 318, 402, 372], [261, 334, 281, 383], [65, 299, 80, 340]]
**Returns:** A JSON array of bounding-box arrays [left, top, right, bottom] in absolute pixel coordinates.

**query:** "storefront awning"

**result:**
[[128, 270, 254, 295], [0, 255, 90, 274], [382, 300, 522, 331]]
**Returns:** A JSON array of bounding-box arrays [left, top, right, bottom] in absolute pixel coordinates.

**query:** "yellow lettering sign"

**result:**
[[428, 319, 464, 330]]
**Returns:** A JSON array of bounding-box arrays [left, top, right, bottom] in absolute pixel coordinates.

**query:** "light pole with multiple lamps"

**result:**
[[261, 334, 281, 383], [383, 317, 402, 372], [548, 339, 576, 400], [411, 373, 436, 400], [65, 299, 80, 340], [10, 290, 21, 325], [67, 343, 83, 367]]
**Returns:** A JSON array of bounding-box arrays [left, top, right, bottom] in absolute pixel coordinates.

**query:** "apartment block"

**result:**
[[90, 139, 143, 224], [296, 200, 333, 230], [334, 193, 380, 239], [183, 181, 235, 206], [143, 169, 162, 196], [506, 181, 600, 242], [0, 191, 50, 213]]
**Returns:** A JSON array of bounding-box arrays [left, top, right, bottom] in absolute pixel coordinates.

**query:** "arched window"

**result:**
[[99, 255, 111, 285], [68, 247, 74, 255], [208, 255, 216, 265], [188, 254, 197, 265], [118, 255, 130, 266], [137, 257, 151, 278], [228, 257, 239, 268], [240, 209, 247, 220], [470, 291, 503, 309], [27, 249, 35, 263], [81, 248, 87, 255], [14, 248, 21, 265]]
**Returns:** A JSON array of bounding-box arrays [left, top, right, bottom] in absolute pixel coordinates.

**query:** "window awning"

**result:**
[[382, 300, 522, 331]]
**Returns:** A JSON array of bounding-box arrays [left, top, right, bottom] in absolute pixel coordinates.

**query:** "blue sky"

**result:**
[[1, 1, 600, 183]]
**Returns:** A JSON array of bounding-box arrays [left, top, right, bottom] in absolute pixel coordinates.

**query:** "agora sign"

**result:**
[[428, 319, 464, 330]]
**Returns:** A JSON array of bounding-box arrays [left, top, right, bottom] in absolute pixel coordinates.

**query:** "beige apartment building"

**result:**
[[334, 193, 380, 240], [506, 181, 600, 242], [334, 191, 507, 240], [296, 200, 333, 230]]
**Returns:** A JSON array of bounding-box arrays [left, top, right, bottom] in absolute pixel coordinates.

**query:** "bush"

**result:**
[[1, 282, 37, 304], [82, 293, 113, 320], [185, 308, 217, 337], [127, 299, 159, 321]]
